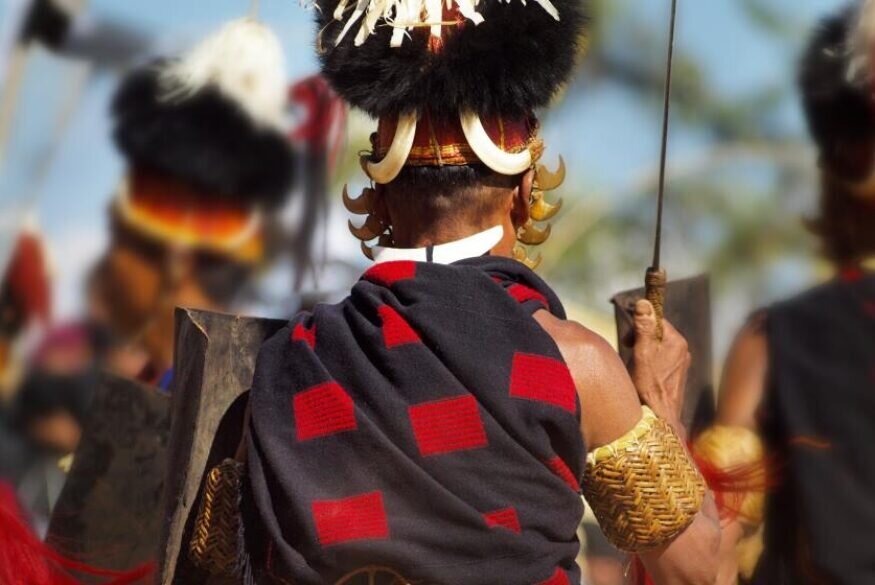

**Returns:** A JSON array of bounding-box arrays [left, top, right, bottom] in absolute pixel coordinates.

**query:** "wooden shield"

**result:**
[[46, 372, 170, 577], [160, 308, 286, 585], [611, 274, 715, 434]]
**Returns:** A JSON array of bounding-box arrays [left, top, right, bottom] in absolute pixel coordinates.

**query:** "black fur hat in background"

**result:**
[[316, 0, 587, 120], [112, 20, 296, 209], [799, 2, 875, 181]]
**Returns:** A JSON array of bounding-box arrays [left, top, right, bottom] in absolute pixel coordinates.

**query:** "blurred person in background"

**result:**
[[88, 16, 298, 392], [8, 367, 93, 534], [12, 328, 94, 459], [694, 2, 875, 584], [0, 229, 52, 480], [180, 2, 720, 584]]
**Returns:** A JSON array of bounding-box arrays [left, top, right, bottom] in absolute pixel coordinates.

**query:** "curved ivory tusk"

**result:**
[[530, 193, 563, 222], [460, 111, 532, 175], [366, 112, 418, 184], [517, 219, 551, 246], [348, 215, 383, 241], [342, 184, 374, 215], [534, 156, 566, 191]]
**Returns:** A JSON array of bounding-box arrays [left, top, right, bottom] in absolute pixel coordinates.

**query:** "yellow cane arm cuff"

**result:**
[[582, 407, 706, 552], [189, 458, 245, 577], [692, 425, 766, 527]]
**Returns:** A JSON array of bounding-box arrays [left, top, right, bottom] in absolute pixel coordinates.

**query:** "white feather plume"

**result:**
[[327, 0, 559, 48], [159, 18, 288, 131]]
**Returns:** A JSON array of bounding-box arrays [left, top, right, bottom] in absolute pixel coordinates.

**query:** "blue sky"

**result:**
[[0, 0, 849, 319]]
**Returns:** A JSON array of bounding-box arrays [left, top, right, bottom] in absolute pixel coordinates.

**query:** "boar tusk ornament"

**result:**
[[342, 184, 375, 215], [530, 191, 562, 222], [534, 156, 566, 191], [348, 214, 384, 241], [364, 111, 418, 184], [460, 110, 533, 176], [517, 219, 552, 246]]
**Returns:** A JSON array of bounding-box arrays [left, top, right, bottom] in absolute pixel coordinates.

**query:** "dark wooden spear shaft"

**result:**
[[646, 0, 679, 340]]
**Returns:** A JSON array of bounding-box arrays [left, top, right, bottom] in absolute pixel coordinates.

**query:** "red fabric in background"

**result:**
[[0, 483, 152, 584], [3, 232, 51, 326]]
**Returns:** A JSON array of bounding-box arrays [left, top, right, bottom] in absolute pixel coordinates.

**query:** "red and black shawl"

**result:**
[[244, 256, 585, 585]]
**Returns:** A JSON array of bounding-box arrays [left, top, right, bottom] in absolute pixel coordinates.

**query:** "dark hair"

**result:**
[[808, 174, 875, 264], [11, 371, 94, 431], [799, 5, 875, 182], [383, 164, 521, 225], [112, 65, 296, 208]]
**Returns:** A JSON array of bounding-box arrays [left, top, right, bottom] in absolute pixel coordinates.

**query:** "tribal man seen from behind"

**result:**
[[189, 1, 720, 584]]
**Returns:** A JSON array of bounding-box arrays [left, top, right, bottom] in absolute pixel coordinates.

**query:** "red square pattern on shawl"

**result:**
[[506, 283, 549, 310], [483, 507, 521, 533], [378, 305, 421, 348], [509, 353, 577, 414], [291, 321, 316, 349], [363, 261, 417, 287], [312, 491, 390, 546], [294, 382, 357, 441], [536, 568, 571, 585], [545, 456, 581, 492], [409, 395, 488, 457]]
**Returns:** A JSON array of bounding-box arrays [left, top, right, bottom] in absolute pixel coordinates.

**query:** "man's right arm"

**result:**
[[535, 307, 720, 585]]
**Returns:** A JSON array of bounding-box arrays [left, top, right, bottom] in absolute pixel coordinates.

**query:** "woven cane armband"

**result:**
[[189, 458, 245, 577], [582, 407, 706, 552]]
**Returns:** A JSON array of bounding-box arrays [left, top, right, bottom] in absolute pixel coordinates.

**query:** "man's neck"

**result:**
[[390, 217, 517, 259], [392, 220, 499, 249]]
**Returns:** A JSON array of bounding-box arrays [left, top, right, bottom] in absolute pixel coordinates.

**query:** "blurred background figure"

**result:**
[[0, 0, 153, 533], [693, 2, 875, 584], [0, 227, 52, 497], [91, 16, 299, 388]]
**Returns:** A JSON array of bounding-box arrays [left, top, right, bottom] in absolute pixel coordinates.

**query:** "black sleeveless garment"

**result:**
[[752, 272, 875, 585], [243, 257, 585, 585]]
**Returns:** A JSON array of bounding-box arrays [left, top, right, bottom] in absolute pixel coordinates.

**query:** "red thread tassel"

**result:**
[[631, 557, 655, 585], [0, 482, 154, 585]]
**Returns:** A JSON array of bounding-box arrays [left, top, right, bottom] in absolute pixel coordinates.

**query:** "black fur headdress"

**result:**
[[112, 20, 295, 208], [799, 3, 875, 180], [317, 0, 587, 119]]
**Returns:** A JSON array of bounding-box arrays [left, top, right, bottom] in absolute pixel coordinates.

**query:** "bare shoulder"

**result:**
[[533, 310, 642, 449], [717, 313, 769, 428], [533, 310, 615, 363]]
